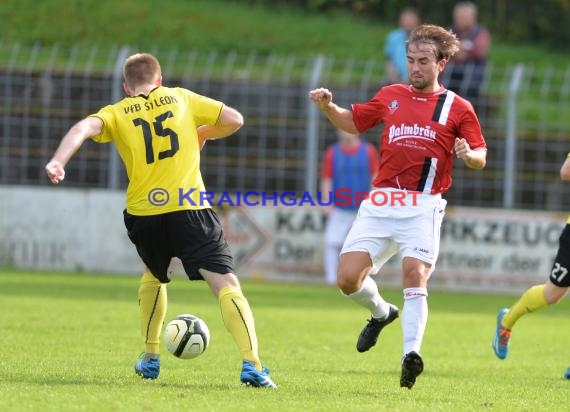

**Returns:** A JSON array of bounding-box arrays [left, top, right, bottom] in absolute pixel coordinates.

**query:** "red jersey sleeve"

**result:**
[[457, 103, 487, 151], [321, 147, 334, 179], [366, 143, 379, 174], [351, 90, 387, 133]]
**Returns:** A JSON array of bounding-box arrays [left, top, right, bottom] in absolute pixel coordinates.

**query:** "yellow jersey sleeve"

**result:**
[[187, 92, 224, 126], [87, 86, 225, 215], [89, 105, 116, 143]]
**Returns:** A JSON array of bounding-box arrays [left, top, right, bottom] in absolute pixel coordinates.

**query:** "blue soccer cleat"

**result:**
[[492, 308, 511, 360], [134, 353, 160, 379], [240, 361, 277, 389], [564, 367, 570, 380]]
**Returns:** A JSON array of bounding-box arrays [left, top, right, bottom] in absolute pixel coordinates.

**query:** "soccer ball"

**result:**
[[163, 314, 210, 359]]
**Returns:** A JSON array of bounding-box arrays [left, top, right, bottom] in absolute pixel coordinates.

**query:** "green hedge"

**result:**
[[244, 0, 570, 49]]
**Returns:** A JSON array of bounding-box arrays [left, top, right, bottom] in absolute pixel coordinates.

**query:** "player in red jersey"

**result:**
[[309, 24, 487, 389]]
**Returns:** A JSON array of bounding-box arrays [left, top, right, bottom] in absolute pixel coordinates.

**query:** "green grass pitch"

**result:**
[[0, 270, 568, 411]]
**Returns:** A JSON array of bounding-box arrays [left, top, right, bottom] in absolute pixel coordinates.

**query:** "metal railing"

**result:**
[[1, 42, 569, 211]]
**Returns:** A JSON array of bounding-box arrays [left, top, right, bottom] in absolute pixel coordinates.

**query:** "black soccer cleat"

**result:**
[[356, 304, 399, 353], [400, 351, 424, 389]]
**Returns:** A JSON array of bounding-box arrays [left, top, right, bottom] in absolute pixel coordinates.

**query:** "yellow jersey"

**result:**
[[90, 86, 223, 216]]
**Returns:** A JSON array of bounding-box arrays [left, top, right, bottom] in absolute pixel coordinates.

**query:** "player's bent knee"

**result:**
[[545, 288, 568, 305], [337, 272, 360, 295], [544, 281, 569, 305], [201, 270, 241, 296]]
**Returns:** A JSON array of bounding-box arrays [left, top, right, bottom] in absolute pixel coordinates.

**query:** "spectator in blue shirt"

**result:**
[[383, 7, 420, 85]]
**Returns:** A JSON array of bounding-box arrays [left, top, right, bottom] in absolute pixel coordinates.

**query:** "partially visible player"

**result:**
[[309, 24, 487, 389], [45, 53, 277, 388], [320, 129, 378, 285], [493, 154, 570, 380]]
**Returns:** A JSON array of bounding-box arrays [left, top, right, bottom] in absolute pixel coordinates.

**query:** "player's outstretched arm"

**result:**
[[45, 117, 103, 184], [197, 106, 244, 147], [308, 88, 359, 134]]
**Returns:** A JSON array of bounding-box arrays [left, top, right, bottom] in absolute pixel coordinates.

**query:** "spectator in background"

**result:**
[[447, 1, 491, 108], [383, 7, 420, 85], [320, 129, 378, 285], [493, 154, 570, 380]]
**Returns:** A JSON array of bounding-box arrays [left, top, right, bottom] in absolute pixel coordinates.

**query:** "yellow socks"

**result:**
[[218, 285, 262, 371], [502, 284, 547, 329], [138, 275, 262, 368], [138, 271, 167, 355]]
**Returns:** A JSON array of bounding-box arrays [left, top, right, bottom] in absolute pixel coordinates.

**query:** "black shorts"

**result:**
[[123, 208, 235, 283], [549, 224, 570, 287]]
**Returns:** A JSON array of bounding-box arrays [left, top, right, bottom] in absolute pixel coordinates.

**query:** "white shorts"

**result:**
[[325, 207, 358, 246], [340, 188, 447, 270]]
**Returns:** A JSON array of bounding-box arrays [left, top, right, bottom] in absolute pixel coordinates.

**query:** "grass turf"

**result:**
[[0, 270, 568, 411]]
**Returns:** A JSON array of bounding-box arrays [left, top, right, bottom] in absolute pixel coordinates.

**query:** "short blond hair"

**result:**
[[122, 53, 161, 89], [407, 24, 460, 61]]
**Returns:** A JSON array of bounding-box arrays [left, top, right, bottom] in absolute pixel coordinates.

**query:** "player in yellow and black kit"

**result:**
[[45, 53, 276, 388], [492, 154, 570, 380]]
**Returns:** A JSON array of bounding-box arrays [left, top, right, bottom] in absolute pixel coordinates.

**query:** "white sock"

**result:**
[[324, 244, 340, 285], [346, 275, 390, 319], [401, 287, 428, 355]]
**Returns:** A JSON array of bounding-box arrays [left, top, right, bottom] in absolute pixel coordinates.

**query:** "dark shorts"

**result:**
[[549, 224, 570, 287], [124, 208, 235, 283]]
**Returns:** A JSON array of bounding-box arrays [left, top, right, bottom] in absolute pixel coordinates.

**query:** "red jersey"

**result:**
[[352, 84, 486, 194]]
